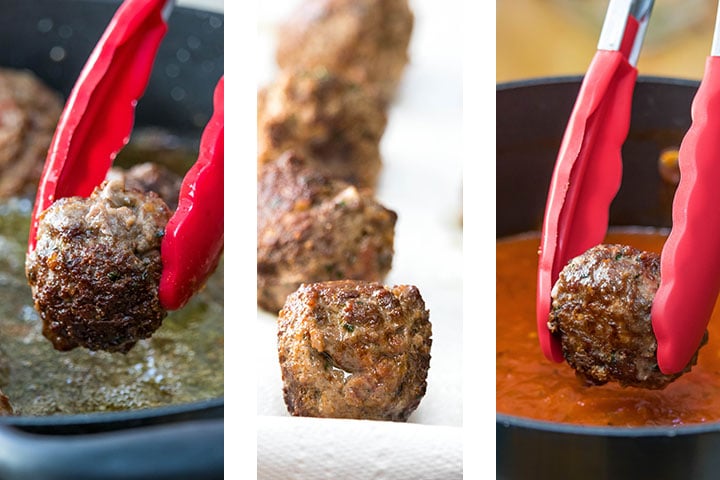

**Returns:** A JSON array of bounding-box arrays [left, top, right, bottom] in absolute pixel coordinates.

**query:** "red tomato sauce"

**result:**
[[496, 230, 720, 427]]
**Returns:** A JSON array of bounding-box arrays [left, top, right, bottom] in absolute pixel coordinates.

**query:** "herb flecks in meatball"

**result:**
[[548, 244, 706, 390], [257, 68, 387, 189], [278, 280, 432, 421], [26, 180, 171, 353], [275, 0, 414, 102], [257, 151, 396, 313]]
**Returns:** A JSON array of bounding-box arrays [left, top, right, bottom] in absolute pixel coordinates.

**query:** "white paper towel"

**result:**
[[257, 416, 463, 480], [257, 0, 463, 476]]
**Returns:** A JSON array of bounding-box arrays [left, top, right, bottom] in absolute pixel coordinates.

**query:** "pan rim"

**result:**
[[0, 396, 223, 429]]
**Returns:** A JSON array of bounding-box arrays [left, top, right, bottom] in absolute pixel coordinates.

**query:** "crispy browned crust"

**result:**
[[257, 68, 387, 190], [278, 280, 431, 421], [26, 180, 171, 353], [0, 68, 63, 198], [275, 0, 413, 101], [257, 152, 396, 313], [549, 244, 706, 389]]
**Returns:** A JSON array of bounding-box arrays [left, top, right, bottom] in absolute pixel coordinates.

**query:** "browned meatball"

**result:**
[[548, 244, 706, 389], [258, 151, 396, 313], [0, 68, 63, 198], [107, 162, 183, 210], [278, 280, 432, 421], [25, 179, 171, 353], [275, 0, 414, 102], [257, 68, 387, 190]]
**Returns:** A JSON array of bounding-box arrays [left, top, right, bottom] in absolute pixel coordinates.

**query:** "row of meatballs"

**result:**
[[258, 0, 433, 421]]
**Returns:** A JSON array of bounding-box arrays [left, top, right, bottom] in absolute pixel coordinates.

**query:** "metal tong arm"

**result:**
[[652, 2, 720, 374], [28, 0, 173, 251], [598, 0, 653, 64], [159, 77, 224, 311], [27, 0, 223, 311], [536, 0, 653, 362]]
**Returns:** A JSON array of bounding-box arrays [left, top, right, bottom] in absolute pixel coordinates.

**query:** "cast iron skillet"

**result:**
[[0, 1, 223, 478], [496, 77, 720, 480]]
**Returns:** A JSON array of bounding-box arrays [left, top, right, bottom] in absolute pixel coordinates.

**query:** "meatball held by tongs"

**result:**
[[536, 0, 715, 388], [548, 245, 706, 389], [25, 0, 223, 353], [539, 0, 720, 387], [27, 181, 171, 353]]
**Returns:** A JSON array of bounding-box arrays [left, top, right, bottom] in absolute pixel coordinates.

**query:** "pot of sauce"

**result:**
[[496, 77, 720, 480], [0, 1, 223, 478]]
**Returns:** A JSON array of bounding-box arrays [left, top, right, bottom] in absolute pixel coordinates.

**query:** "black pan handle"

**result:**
[[0, 418, 223, 479]]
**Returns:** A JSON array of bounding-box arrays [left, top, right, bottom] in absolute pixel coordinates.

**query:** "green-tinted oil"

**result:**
[[0, 198, 224, 416]]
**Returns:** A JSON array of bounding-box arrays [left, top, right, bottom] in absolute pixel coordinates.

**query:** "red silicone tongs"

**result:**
[[27, 0, 224, 311], [536, 0, 654, 362], [651, 3, 720, 374]]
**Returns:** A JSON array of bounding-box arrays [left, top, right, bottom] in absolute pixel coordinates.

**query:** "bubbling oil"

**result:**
[[0, 198, 223, 416]]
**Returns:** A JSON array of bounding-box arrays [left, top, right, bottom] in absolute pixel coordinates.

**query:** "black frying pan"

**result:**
[[495, 77, 720, 480], [0, 1, 223, 478]]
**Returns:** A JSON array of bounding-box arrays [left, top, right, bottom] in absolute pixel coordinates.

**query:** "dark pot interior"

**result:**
[[0, 0, 223, 136], [496, 77, 720, 480]]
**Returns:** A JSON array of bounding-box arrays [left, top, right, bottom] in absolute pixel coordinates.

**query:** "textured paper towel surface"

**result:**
[[257, 0, 463, 476], [258, 416, 463, 480]]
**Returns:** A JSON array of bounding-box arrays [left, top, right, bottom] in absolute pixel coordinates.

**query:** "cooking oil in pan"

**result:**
[[0, 197, 224, 416]]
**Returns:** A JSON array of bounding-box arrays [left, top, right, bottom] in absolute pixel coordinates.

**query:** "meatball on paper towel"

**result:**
[[257, 0, 462, 478]]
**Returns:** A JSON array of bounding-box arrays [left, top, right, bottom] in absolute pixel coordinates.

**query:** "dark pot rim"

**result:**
[[0, 397, 224, 433], [497, 74, 700, 92], [496, 412, 720, 438]]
